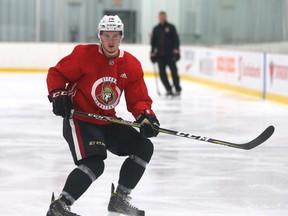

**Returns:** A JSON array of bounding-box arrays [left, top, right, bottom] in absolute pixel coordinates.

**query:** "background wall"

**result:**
[[1, 0, 288, 46], [1, 0, 288, 103]]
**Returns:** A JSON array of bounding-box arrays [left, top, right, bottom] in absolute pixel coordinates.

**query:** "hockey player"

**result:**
[[46, 15, 160, 216]]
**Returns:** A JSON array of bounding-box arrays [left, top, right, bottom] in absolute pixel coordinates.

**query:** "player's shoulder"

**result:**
[[120, 50, 143, 79], [122, 50, 141, 65], [73, 43, 100, 53]]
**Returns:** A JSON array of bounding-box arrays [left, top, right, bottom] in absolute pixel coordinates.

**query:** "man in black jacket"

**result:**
[[151, 11, 182, 96]]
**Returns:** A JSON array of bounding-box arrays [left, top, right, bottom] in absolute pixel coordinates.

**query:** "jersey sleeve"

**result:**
[[124, 55, 155, 118], [47, 45, 84, 93]]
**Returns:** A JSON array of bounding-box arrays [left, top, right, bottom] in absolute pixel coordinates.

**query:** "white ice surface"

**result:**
[[0, 73, 287, 216]]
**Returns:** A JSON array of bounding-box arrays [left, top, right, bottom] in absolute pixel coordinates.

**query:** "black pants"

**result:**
[[63, 118, 154, 165], [62, 118, 154, 194], [158, 56, 181, 92]]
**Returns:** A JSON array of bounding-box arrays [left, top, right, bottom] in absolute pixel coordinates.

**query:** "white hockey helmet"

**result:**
[[98, 15, 124, 39]]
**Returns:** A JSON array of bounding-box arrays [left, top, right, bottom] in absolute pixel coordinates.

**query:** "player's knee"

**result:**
[[144, 139, 154, 162], [77, 156, 105, 182], [130, 139, 154, 167]]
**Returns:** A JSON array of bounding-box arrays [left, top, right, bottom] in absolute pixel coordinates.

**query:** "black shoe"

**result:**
[[46, 193, 80, 216], [166, 90, 173, 96], [108, 183, 145, 216], [174, 90, 181, 96]]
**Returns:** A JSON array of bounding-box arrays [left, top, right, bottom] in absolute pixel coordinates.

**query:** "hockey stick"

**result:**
[[71, 110, 275, 150], [153, 63, 161, 96]]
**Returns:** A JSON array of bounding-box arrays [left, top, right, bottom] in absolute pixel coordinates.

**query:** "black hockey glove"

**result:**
[[136, 109, 160, 138], [48, 89, 72, 120], [150, 52, 157, 63], [172, 49, 180, 62], [173, 53, 180, 61]]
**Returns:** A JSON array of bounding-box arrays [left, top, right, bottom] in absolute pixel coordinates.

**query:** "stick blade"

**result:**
[[240, 125, 275, 150], [209, 125, 275, 150]]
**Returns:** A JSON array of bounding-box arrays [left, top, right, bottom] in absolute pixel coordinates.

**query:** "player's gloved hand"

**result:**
[[172, 49, 180, 61], [150, 52, 157, 63], [136, 109, 160, 138], [48, 88, 72, 120]]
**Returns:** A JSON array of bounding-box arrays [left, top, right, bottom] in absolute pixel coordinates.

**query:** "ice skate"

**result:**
[[108, 183, 145, 216], [46, 192, 80, 216]]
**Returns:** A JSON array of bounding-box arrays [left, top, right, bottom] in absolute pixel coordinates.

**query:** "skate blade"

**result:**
[[107, 212, 121, 216]]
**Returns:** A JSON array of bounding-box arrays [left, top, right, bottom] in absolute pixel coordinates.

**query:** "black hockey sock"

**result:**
[[61, 168, 93, 205], [59, 194, 73, 206], [118, 157, 146, 191]]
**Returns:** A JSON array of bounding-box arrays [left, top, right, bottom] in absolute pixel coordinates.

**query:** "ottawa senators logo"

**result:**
[[91, 77, 121, 110], [99, 84, 116, 105]]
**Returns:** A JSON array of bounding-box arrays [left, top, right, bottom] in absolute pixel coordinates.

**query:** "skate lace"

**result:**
[[120, 194, 139, 211], [59, 200, 80, 216]]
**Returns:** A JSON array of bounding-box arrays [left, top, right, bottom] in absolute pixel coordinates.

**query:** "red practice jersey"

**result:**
[[47, 44, 154, 124]]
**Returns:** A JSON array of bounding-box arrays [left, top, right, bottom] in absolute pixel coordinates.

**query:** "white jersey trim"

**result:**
[[119, 49, 124, 58]]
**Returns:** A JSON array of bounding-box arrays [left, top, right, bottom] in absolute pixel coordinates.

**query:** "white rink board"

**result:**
[[1, 43, 288, 100], [180, 47, 264, 91], [266, 53, 288, 96]]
